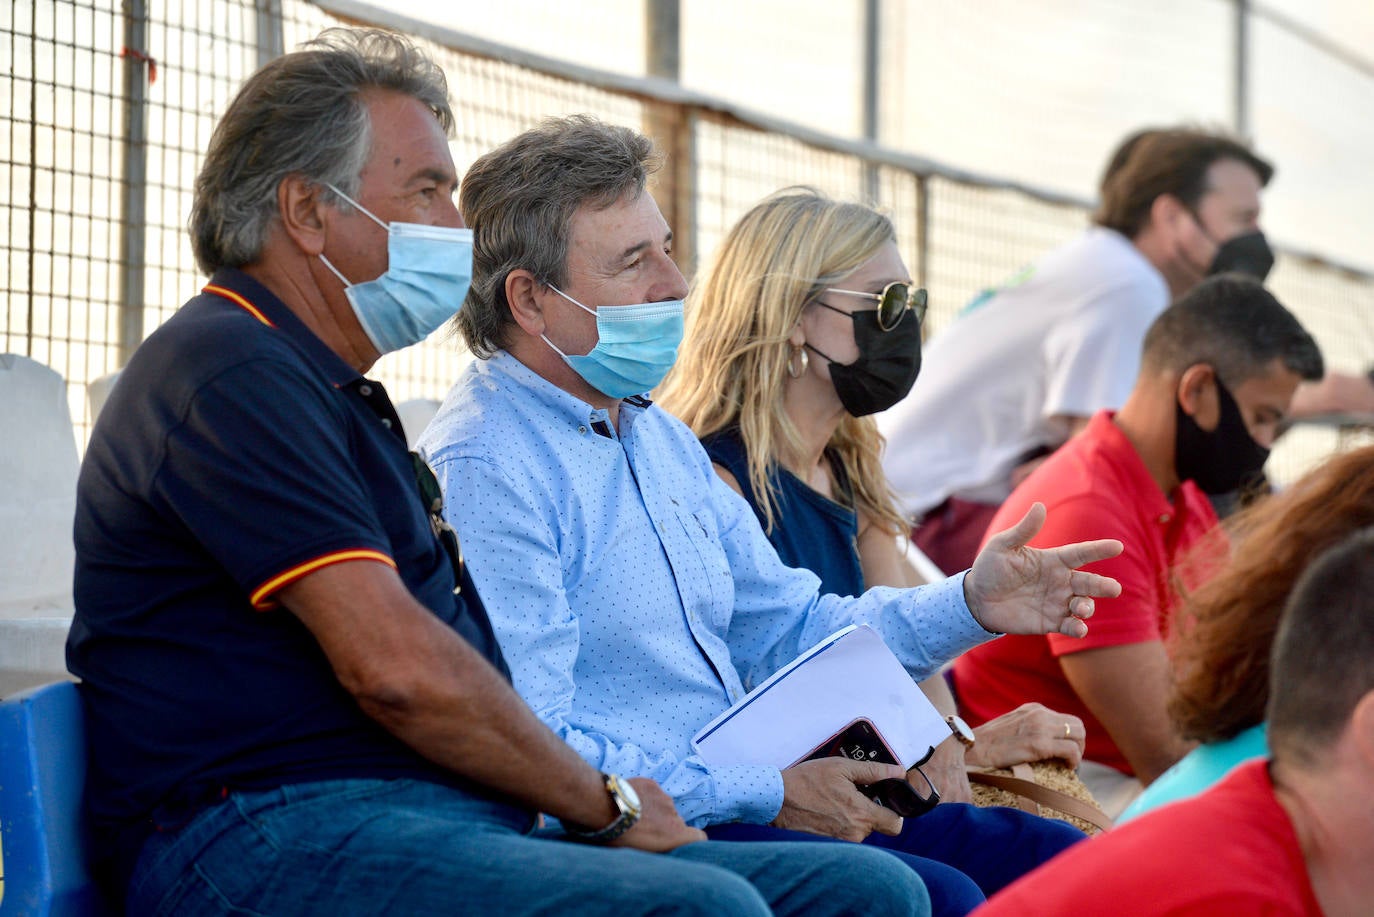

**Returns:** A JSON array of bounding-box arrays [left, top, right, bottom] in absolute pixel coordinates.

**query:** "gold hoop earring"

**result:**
[[786, 345, 809, 379]]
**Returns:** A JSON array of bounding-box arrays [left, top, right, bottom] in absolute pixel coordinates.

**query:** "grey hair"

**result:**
[[190, 28, 453, 276], [455, 115, 661, 357]]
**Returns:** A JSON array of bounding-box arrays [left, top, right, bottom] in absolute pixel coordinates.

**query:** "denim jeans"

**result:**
[[707, 802, 1086, 917], [127, 779, 929, 916]]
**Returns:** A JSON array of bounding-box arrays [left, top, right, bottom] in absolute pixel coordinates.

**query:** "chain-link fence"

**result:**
[[4, 0, 1371, 483]]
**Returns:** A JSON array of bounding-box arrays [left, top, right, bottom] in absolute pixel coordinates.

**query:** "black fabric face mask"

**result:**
[[1209, 230, 1274, 281], [1174, 372, 1270, 496], [807, 308, 922, 417]]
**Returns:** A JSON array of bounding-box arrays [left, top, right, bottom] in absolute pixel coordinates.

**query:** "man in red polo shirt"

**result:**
[[952, 274, 1322, 816]]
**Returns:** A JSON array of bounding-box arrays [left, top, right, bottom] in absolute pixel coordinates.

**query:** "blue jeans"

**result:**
[[707, 803, 1085, 917], [128, 779, 930, 916]]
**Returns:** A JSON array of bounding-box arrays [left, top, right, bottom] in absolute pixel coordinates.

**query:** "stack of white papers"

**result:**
[[691, 624, 949, 770]]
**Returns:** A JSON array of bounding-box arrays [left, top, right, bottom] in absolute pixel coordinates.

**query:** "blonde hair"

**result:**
[[658, 187, 908, 536]]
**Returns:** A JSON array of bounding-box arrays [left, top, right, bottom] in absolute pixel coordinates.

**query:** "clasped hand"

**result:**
[[614, 777, 707, 851], [773, 757, 909, 843], [967, 703, 1086, 770]]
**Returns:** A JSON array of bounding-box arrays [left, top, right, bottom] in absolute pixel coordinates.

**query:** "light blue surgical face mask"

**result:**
[[318, 183, 473, 356], [542, 285, 684, 399]]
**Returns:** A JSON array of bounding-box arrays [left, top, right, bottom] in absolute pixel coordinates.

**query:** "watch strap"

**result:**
[[564, 773, 641, 843], [947, 714, 976, 747]]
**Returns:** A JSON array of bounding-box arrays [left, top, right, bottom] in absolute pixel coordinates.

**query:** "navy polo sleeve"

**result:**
[[149, 355, 396, 609]]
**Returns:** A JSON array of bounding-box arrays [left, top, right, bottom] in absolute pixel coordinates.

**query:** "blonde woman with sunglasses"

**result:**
[[659, 185, 1087, 828]]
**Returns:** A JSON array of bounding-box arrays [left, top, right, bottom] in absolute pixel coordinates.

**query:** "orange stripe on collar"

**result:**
[[204, 284, 276, 327]]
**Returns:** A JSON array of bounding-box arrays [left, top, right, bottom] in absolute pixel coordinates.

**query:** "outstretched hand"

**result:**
[[965, 502, 1122, 638]]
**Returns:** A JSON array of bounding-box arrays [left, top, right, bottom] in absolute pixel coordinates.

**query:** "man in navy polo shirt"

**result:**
[[65, 28, 930, 917]]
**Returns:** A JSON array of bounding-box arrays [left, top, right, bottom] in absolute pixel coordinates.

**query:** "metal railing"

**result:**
[[3, 0, 1372, 482]]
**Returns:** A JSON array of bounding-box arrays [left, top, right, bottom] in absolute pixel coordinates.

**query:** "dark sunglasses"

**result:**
[[410, 451, 465, 594], [863, 764, 941, 818], [820, 282, 928, 331]]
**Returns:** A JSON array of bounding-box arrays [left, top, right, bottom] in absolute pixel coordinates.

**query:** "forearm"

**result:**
[[1060, 642, 1195, 784], [282, 563, 618, 830], [731, 573, 989, 691], [1126, 738, 1196, 786], [1287, 372, 1374, 419], [916, 677, 973, 802], [836, 574, 991, 680], [358, 623, 619, 828], [722, 455, 992, 687], [919, 672, 959, 717]]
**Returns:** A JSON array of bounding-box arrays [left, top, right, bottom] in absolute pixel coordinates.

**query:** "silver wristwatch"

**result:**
[[947, 714, 976, 749], [564, 772, 642, 843]]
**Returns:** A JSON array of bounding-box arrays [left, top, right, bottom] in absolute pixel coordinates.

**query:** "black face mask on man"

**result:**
[[1188, 209, 1275, 282], [1174, 371, 1270, 495], [806, 307, 922, 418], [1209, 230, 1275, 281]]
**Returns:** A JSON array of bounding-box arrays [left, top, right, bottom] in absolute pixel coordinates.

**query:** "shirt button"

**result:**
[[381, 418, 392, 428], [1159, 513, 1171, 523], [578, 425, 587, 435], [359, 383, 373, 396]]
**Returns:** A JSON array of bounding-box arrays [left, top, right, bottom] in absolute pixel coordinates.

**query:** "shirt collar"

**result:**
[[485, 351, 652, 438], [203, 267, 363, 389]]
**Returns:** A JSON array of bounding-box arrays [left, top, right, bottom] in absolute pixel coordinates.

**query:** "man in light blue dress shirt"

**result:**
[[419, 116, 1124, 916]]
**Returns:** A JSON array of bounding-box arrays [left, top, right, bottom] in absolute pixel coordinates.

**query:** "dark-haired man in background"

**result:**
[[880, 127, 1275, 575], [952, 275, 1323, 816]]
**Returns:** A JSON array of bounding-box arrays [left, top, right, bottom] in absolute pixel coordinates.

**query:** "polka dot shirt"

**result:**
[[418, 352, 989, 827]]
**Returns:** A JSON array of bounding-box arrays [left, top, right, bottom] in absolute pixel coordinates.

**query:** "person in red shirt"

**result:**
[[952, 274, 1323, 815], [976, 527, 1374, 916]]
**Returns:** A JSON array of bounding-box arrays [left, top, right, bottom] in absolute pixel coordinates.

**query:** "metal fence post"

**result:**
[[915, 174, 929, 295], [862, 0, 880, 204], [644, 0, 696, 276], [23, 22, 37, 356], [257, 0, 286, 67], [1234, 0, 1249, 137], [116, 0, 150, 367]]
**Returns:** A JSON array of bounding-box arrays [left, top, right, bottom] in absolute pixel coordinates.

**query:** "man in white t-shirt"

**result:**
[[879, 127, 1275, 576]]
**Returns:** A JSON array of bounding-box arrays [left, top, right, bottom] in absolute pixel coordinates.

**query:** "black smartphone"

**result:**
[[800, 718, 940, 818], [802, 717, 899, 766]]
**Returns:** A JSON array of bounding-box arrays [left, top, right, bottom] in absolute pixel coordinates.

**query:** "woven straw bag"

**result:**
[[968, 761, 1114, 835]]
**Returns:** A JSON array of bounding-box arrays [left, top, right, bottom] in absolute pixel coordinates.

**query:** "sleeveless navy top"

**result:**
[[702, 428, 865, 597]]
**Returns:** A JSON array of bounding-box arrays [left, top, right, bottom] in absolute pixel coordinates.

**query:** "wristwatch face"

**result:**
[[947, 715, 976, 746], [609, 773, 641, 815], [566, 773, 641, 842]]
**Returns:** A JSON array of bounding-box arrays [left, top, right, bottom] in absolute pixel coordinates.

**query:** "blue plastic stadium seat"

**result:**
[[0, 681, 112, 916]]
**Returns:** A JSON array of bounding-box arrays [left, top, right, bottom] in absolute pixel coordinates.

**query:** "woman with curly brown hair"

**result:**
[[1119, 443, 1374, 821]]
